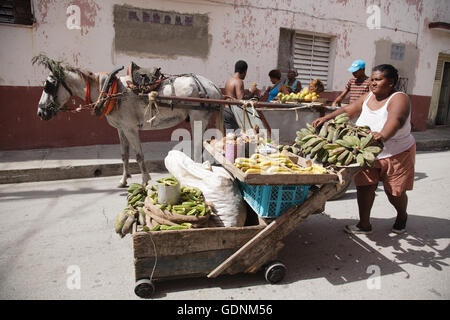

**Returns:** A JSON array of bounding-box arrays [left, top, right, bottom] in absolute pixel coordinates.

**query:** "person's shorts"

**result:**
[[354, 143, 416, 196], [223, 106, 240, 131]]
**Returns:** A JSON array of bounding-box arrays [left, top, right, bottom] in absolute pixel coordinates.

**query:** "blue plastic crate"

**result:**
[[239, 182, 310, 218]]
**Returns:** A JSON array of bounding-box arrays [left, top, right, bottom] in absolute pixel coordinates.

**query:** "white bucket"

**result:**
[[157, 183, 180, 205]]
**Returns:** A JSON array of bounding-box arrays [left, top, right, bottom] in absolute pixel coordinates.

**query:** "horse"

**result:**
[[33, 55, 223, 187]]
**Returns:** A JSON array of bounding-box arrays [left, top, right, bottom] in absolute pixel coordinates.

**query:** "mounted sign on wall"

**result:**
[[390, 43, 406, 61], [114, 5, 211, 59]]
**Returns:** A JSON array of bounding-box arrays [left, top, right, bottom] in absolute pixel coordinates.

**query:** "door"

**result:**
[[436, 62, 450, 125]]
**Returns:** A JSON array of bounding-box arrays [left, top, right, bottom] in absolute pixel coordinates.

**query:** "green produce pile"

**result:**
[[276, 144, 301, 155], [115, 178, 213, 237], [156, 176, 179, 186], [114, 183, 147, 238], [294, 113, 383, 167], [147, 185, 211, 218]]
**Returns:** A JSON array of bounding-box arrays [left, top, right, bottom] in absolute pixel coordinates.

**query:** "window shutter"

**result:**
[[0, 0, 33, 25], [293, 32, 330, 89]]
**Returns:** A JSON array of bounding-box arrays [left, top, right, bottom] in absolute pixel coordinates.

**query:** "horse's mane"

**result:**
[[32, 53, 95, 81]]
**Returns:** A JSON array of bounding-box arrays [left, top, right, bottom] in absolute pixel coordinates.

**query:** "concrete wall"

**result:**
[[1, 0, 449, 150]]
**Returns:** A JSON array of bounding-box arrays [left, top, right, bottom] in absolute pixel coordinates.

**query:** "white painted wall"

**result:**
[[0, 0, 449, 98]]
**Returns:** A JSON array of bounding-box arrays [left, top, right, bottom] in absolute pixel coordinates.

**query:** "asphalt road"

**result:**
[[0, 150, 449, 300]]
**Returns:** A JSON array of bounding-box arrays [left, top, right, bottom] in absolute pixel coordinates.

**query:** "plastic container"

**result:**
[[157, 183, 180, 205], [225, 142, 238, 163], [239, 182, 310, 218]]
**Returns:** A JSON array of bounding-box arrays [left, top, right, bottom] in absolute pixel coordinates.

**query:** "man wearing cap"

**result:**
[[332, 59, 370, 107]]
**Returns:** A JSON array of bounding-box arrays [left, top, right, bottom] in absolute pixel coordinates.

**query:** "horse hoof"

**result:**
[[118, 182, 128, 188]]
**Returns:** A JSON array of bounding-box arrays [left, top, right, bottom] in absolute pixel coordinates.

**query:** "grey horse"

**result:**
[[34, 55, 223, 187]]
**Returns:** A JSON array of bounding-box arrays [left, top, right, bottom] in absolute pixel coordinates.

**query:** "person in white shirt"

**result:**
[[312, 64, 416, 235]]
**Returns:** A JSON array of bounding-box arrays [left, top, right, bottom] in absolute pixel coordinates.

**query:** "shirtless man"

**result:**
[[223, 60, 258, 131]]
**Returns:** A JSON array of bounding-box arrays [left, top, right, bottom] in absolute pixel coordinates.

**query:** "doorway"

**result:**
[[436, 61, 450, 125]]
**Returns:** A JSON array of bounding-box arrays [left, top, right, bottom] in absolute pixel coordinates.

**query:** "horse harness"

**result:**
[[125, 62, 210, 100], [47, 62, 215, 117]]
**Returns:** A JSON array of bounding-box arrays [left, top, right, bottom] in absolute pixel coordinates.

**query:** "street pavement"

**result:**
[[0, 150, 449, 300]]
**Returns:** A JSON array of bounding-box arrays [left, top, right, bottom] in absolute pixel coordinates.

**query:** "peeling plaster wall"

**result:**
[[1, 0, 449, 94], [0, 0, 450, 149]]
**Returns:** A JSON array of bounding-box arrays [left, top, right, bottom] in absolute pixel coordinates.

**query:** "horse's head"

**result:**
[[33, 55, 73, 120]]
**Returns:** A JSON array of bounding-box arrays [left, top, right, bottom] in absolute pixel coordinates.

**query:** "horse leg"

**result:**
[[123, 129, 151, 186], [118, 129, 131, 188]]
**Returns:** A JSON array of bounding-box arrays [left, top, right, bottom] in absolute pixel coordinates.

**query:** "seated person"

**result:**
[[284, 69, 302, 94], [309, 78, 325, 95], [266, 69, 289, 102]]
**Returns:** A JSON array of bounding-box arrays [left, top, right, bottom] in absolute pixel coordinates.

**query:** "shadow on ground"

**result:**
[[140, 212, 449, 299]]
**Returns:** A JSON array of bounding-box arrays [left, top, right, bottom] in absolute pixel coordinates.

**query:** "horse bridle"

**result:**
[[43, 74, 73, 112]]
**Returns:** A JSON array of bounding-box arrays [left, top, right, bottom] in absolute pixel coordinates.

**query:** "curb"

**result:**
[[0, 160, 166, 184], [415, 140, 450, 151], [1, 140, 449, 184]]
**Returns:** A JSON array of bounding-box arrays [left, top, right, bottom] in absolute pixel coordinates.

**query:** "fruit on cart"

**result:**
[[127, 183, 147, 208], [273, 87, 319, 103], [147, 184, 211, 217], [234, 152, 328, 175], [295, 112, 383, 167], [115, 179, 214, 236], [276, 144, 301, 155], [156, 176, 179, 186], [115, 207, 138, 238]]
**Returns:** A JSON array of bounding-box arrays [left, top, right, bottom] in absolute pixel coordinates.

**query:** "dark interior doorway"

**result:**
[[436, 61, 450, 125]]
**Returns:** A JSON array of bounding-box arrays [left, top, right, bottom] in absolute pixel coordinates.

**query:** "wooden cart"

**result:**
[[131, 141, 361, 298]]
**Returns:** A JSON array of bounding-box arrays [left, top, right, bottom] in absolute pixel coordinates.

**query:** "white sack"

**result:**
[[164, 150, 247, 227]]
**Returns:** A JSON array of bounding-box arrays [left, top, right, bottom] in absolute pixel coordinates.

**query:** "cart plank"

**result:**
[[135, 249, 236, 280], [133, 225, 264, 259], [243, 240, 285, 274], [204, 141, 339, 185], [207, 167, 360, 278]]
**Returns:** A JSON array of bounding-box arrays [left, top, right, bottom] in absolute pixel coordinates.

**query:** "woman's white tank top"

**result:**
[[355, 91, 415, 159]]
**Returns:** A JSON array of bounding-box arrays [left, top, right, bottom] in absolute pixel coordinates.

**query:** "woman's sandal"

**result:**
[[344, 224, 373, 235]]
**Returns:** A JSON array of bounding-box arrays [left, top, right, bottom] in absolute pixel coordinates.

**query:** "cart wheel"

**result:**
[[264, 261, 287, 284], [134, 278, 155, 299]]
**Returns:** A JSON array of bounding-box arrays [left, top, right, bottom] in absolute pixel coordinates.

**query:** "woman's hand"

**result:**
[[312, 117, 327, 128], [371, 131, 385, 142]]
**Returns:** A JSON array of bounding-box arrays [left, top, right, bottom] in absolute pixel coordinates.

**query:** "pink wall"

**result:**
[[0, 85, 429, 151], [0, 85, 198, 150]]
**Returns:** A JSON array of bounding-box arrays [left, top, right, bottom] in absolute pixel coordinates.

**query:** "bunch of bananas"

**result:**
[[115, 181, 213, 236], [156, 176, 179, 186], [115, 183, 147, 238], [234, 152, 327, 175], [127, 183, 147, 208], [275, 88, 319, 103], [295, 113, 383, 167], [276, 144, 301, 155]]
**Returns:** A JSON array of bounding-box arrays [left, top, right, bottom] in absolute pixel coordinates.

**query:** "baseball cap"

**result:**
[[348, 59, 366, 72]]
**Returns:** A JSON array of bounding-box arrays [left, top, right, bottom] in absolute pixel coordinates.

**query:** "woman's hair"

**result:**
[[268, 69, 282, 80], [309, 78, 324, 94], [235, 60, 248, 74], [372, 64, 399, 86]]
